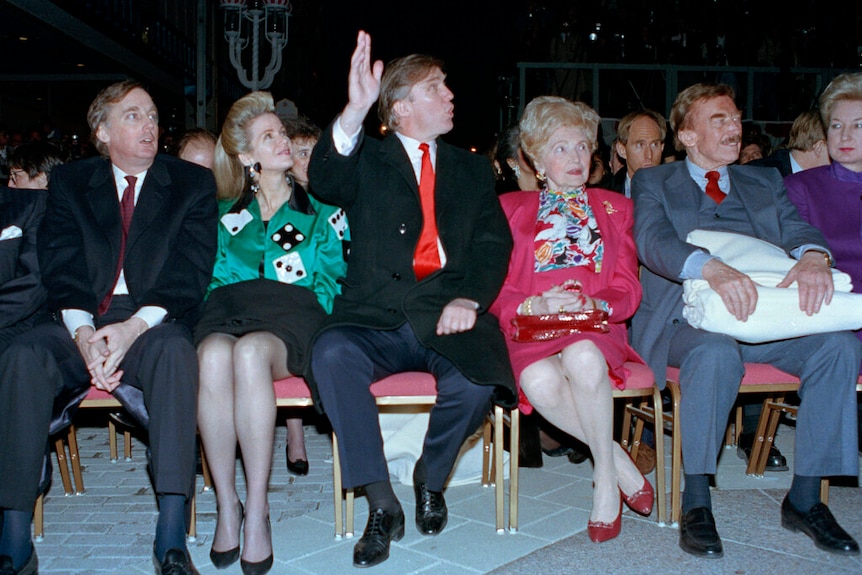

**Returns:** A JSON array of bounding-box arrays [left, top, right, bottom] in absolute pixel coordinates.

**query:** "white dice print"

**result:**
[[273, 252, 307, 283]]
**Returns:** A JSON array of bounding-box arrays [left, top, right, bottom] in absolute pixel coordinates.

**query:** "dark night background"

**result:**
[[1, 0, 860, 153]]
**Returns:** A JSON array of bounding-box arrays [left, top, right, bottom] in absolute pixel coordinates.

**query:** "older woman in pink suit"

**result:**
[[490, 96, 652, 543]]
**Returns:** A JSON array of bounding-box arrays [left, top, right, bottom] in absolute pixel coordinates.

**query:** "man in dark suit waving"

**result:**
[[0, 80, 217, 575], [631, 83, 860, 559], [308, 31, 515, 568]]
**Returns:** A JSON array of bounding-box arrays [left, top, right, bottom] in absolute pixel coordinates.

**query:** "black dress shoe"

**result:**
[[781, 496, 860, 555], [285, 443, 309, 476], [353, 507, 405, 568], [210, 501, 243, 569], [240, 515, 273, 575], [542, 445, 574, 458], [413, 483, 448, 535], [153, 547, 200, 575], [240, 553, 273, 575], [679, 507, 724, 558], [0, 548, 38, 575], [737, 433, 788, 471]]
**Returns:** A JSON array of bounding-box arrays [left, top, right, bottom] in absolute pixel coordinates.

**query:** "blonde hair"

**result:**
[[787, 110, 825, 151], [213, 91, 275, 201], [818, 72, 862, 127], [519, 96, 600, 165]]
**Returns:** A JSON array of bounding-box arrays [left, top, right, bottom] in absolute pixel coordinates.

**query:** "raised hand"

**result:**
[[340, 30, 384, 136]]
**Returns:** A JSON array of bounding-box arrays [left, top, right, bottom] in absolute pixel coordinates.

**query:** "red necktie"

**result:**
[[705, 171, 725, 204], [98, 175, 136, 315], [413, 143, 441, 281]]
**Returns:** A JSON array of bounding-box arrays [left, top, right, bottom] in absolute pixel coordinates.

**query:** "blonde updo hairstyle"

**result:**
[[818, 72, 862, 127], [214, 91, 276, 201], [519, 96, 600, 169]]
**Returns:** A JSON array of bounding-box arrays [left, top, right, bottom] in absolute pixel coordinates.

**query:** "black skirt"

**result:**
[[193, 279, 327, 376]]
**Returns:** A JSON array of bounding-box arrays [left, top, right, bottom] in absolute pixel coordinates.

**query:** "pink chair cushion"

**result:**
[[270, 372, 437, 400], [623, 361, 655, 390], [272, 376, 313, 398], [369, 372, 437, 397], [665, 363, 800, 386], [84, 387, 118, 401]]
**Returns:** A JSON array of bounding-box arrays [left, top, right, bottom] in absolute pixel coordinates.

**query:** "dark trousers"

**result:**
[[668, 324, 860, 478], [311, 323, 495, 491], [0, 298, 199, 511]]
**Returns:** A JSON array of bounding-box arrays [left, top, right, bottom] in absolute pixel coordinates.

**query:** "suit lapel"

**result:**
[[86, 160, 121, 258], [433, 141, 458, 223], [127, 156, 170, 252], [380, 135, 418, 197], [665, 163, 702, 238], [727, 165, 781, 243]]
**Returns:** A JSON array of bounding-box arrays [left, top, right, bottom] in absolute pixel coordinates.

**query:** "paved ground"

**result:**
[[32, 410, 861, 574]]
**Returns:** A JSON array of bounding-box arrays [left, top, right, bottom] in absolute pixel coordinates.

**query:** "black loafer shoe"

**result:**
[[781, 496, 860, 555], [413, 482, 448, 535], [153, 547, 200, 575], [0, 547, 38, 575], [679, 507, 724, 558], [353, 507, 405, 568], [737, 433, 788, 471]]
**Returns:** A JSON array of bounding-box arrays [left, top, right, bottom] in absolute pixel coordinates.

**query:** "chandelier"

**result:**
[[220, 0, 292, 91]]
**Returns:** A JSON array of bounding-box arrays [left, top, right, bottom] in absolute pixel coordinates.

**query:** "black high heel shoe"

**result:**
[[285, 443, 309, 476], [240, 516, 273, 575], [210, 501, 243, 569]]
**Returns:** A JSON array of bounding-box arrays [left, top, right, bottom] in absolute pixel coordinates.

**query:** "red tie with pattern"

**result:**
[[413, 143, 441, 281], [98, 175, 136, 315], [705, 171, 725, 204]]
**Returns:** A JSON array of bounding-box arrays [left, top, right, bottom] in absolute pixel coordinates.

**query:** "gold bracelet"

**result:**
[[521, 296, 534, 316]]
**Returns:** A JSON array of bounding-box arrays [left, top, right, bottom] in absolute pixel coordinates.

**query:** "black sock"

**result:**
[[0, 510, 33, 568], [682, 474, 711, 513], [787, 475, 820, 512], [412, 457, 428, 485], [364, 481, 399, 514], [154, 494, 187, 561]]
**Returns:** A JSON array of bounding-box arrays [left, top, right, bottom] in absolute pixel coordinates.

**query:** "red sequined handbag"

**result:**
[[510, 309, 609, 342]]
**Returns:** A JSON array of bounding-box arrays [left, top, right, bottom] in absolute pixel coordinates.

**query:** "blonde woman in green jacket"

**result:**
[[194, 91, 348, 575]]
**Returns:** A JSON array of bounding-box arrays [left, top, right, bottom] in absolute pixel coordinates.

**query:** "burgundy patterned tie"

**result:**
[[705, 171, 725, 204], [98, 175, 136, 315]]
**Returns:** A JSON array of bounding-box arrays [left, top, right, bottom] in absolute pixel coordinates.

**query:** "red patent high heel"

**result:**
[[588, 498, 622, 543]]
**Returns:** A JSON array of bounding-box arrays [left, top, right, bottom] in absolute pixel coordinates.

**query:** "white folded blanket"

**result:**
[[682, 229, 862, 343]]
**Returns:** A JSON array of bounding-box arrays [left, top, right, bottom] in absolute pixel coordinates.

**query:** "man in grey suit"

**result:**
[[632, 83, 860, 559]]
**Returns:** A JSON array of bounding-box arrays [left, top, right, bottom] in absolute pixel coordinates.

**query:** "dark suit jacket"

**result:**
[[748, 148, 793, 178], [308, 125, 516, 406], [609, 169, 627, 195], [0, 186, 48, 332], [39, 154, 218, 327], [630, 161, 828, 385]]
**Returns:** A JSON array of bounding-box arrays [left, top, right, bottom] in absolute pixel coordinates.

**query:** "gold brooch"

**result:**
[[603, 200, 618, 214]]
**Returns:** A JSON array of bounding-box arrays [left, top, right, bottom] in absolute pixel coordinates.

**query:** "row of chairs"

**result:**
[[41, 361, 843, 540]]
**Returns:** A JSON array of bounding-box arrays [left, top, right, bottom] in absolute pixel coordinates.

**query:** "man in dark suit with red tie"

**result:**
[[308, 31, 516, 568], [0, 80, 217, 575]]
